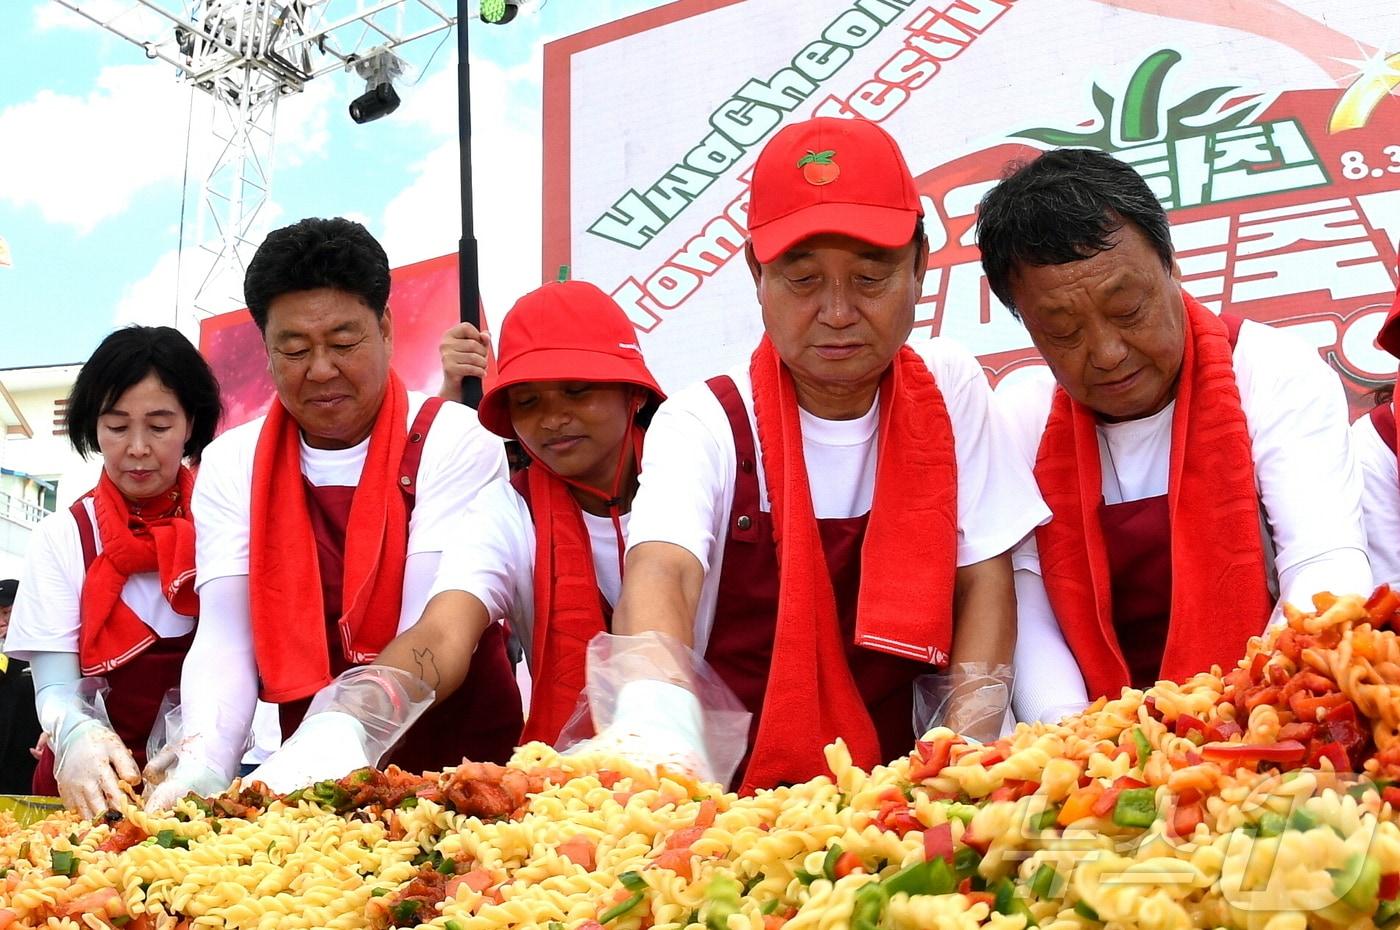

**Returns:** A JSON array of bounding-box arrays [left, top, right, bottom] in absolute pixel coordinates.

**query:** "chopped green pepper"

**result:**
[[988, 878, 1037, 927], [942, 802, 979, 825], [1030, 807, 1060, 832], [1330, 853, 1381, 912], [1029, 863, 1064, 899], [600, 893, 645, 924], [370, 887, 390, 897], [953, 846, 982, 881], [822, 844, 844, 882], [741, 872, 764, 895], [883, 858, 956, 898], [436, 854, 457, 876], [1377, 898, 1400, 927], [794, 869, 818, 886], [1131, 728, 1152, 769], [156, 829, 189, 850], [1256, 811, 1286, 838], [851, 881, 888, 930], [704, 874, 741, 930], [111, 917, 131, 927], [548, 922, 565, 930], [1287, 808, 1319, 832], [398, 796, 419, 810], [353, 768, 374, 783], [1111, 788, 1157, 828], [50, 850, 77, 877], [760, 899, 781, 916], [619, 871, 647, 893], [388, 899, 422, 925], [445, 921, 464, 930], [1073, 900, 1101, 922]]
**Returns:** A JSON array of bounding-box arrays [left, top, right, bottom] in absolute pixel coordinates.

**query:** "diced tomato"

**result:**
[[1276, 629, 1304, 664], [1091, 787, 1122, 818], [1325, 700, 1358, 723], [1290, 691, 1349, 720], [962, 832, 991, 856], [958, 877, 973, 895], [596, 770, 623, 789], [125, 917, 155, 930], [1276, 722, 1317, 743], [1202, 719, 1243, 743], [1143, 697, 1164, 721], [1174, 714, 1206, 738], [910, 737, 956, 781], [923, 823, 954, 865], [762, 916, 790, 930], [1313, 592, 1339, 613], [97, 820, 149, 854], [557, 835, 597, 871], [1381, 786, 1400, 809], [448, 869, 494, 896], [1170, 800, 1204, 839], [0, 910, 18, 930], [1366, 584, 1400, 626], [1380, 872, 1400, 901], [663, 828, 702, 853], [651, 847, 694, 880], [577, 922, 605, 930], [58, 889, 121, 919], [1249, 652, 1269, 684], [833, 851, 863, 879], [1244, 686, 1283, 712], [978, 748, 1006, 767], [1267, 665, 1291, 687], [987, 780, 1038, 803], [1113, 776, 1149, 790], [613, 791, 636, 806], [694, 798, 718, 830], [1280, 671, 1334, 700], [966, 892, 997, 908]]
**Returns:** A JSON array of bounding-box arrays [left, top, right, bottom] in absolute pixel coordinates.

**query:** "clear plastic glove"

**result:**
[[246, 666, 434, 793], [559, 631, 751, 788], [1035, 701, 1091, 725], [437, 321, 490, 399], [914, 663, 1015, 744], [54, 718, 140, 818], [142, 737, 235, 812]]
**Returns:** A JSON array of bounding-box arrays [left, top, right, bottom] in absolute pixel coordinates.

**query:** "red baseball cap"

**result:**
[[1378, 272, 1400, 358], [746, 117, 922, 264], [478, 281, 665, 440]]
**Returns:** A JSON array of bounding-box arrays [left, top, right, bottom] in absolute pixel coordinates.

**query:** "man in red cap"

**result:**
[[238, 281, 699, 789], [611, 117, 1049, 792], [1354, 275, 1400, 587], [977, 149, 1371, 726]]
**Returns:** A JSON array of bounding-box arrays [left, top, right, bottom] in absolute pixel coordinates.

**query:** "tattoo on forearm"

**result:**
[[413, 647, 443, 691]]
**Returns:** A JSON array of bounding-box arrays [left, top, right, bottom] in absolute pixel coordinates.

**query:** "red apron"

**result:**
[[1091, 313, 1253, 691], [32, 504, 194, 795], [702, 376, 928, 785], [276, 398, 523, 770]]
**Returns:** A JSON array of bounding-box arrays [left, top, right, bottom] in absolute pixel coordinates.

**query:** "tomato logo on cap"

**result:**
[[797, 150, 839, 186]]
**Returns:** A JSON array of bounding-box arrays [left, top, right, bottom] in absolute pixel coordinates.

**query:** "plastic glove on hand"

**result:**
[[53, 720, 140, 819], [142, 741, 233, 813], [566, 679, 717, 784], [245, 712, 371, 794]]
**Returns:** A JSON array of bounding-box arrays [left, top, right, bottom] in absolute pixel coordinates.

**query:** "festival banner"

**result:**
[[198, 253, 464, 430], [542, 0, 1400, 412]]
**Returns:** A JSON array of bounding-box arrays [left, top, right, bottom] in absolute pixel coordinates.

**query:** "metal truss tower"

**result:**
[[47, 0, 465, 328]]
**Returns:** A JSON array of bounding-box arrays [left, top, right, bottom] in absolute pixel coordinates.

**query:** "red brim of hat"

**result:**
[[477, 346, 666, 439], [1379, 286, 1400, 358], [748, 202, 920, 264]]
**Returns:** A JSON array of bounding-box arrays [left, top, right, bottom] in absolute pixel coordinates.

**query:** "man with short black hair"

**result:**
[[145, 218, 520, 807], [978, 148, 1371, 725]]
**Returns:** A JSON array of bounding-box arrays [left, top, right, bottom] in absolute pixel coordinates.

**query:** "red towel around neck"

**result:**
[[741, 337, 957, 792], [249, 371, 410, 703], [1034, 293, 1270, 699], [79, 468, 199, 675]]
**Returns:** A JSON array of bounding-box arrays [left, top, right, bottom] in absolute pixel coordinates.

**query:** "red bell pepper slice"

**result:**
[[1200, 740, 1307, 765], [1276, 722, 1317, 743], [1249, 652, 1269, 684], [1174, 714, 1206, 738], [1324, 700, 1358, 723], [833, 851, 863, 879], [1382, 786, 1400, 809], [1202, 719, 1243, 743], [1366, 584, 1400, 626], [1380, 872, 1400, 901], [1308, 741, 1349, 772], [1091, 787, 1122, 818], [923, 823, 954, 866], [1290, 691, 1349, 720], [1170, 800, 1204, 839], [910, 737, 955, 781], [1244, 686, 1282, 712]]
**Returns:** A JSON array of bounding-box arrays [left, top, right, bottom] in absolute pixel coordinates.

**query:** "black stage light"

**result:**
[[348, 81, 400, 123]]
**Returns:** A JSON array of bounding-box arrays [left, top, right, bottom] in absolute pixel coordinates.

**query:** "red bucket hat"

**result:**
[[747, 117, 923, 264], [478, 281, 665, 440]]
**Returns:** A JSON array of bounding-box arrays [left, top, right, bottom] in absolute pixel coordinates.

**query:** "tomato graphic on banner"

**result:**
[[910, 49, 1400, 413]]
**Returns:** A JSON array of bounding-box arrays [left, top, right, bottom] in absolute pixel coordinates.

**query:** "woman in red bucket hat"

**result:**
[[243, 280, 686, 788], [1353, 276, 1400, 587]]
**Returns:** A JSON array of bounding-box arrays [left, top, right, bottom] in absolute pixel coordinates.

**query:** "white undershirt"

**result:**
[[178, 393, 509, 778], [1353, 404, 1400, 587], [626, 338, 1052, 653], [428, 476, 630, 666], [1002, 320, 1372, 723]]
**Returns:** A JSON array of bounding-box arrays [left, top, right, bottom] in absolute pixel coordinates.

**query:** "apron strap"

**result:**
[[1220, 312, 1245, 351], [1372, 401, 1397, 454], [706, 375, 761, 543], [397, 395, 447, 513], [69, 497, 97, 570]]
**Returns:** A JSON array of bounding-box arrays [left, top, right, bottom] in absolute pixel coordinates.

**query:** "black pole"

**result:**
[[457, 1, 484, 408]]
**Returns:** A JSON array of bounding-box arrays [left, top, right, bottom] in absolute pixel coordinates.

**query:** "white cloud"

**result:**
[[33, 0, 166, 34]]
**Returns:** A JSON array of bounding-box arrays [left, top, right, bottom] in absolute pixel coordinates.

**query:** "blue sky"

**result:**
[[0, 0, 666, 369]]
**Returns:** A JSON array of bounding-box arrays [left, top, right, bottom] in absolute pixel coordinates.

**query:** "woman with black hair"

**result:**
[[6, 326, 222, 816]]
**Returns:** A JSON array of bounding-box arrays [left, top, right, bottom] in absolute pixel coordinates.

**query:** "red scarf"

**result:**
[[78, 469, 198, 675], [249, 371, 410, 703], [519, 425, 642, 745], [1035, 293, 1270, 699], [741, 338, 958, 792]]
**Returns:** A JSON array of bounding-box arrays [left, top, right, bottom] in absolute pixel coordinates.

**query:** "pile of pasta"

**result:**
[[6, 590, 1400, 930]]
